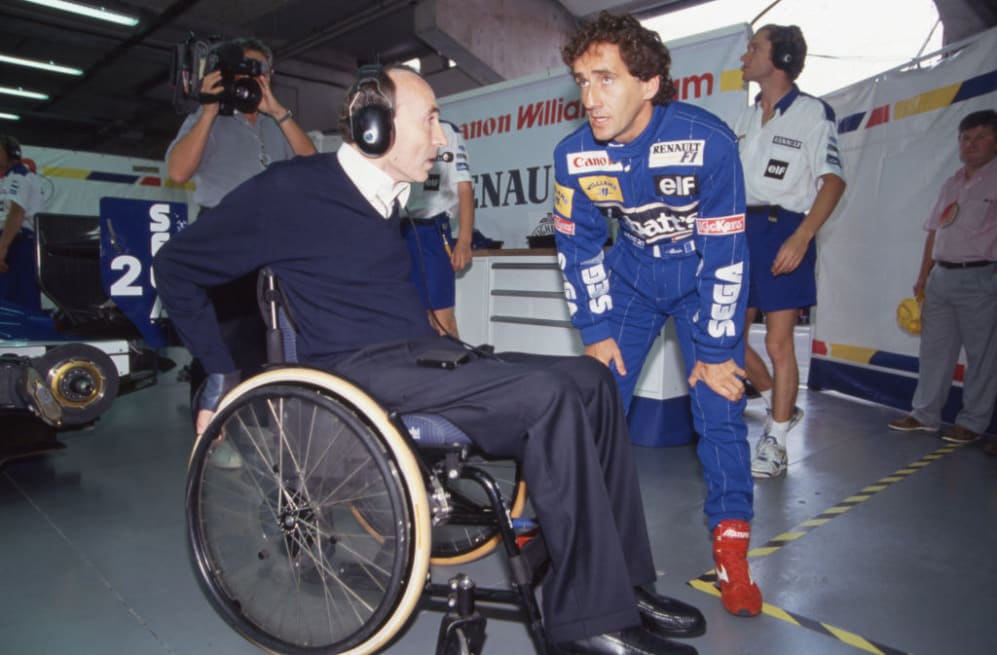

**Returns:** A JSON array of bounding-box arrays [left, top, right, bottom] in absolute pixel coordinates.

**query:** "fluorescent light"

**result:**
[[0, 112, 20, 121], [0, 86, 49, 100], [0, 53, 83, 76], [20, 0, 139, 27]]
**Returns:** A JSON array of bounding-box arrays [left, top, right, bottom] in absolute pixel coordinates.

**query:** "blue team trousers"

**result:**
[[604, 244, 753, 529]]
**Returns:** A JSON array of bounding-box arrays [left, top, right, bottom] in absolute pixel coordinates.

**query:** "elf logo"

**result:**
[[423, 174, 441, 191], [764, 159, 789, 180], [655, 174, 698, 196]]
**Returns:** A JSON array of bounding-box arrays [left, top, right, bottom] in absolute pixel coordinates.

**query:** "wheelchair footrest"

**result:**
[[436, 574, 487, 655]]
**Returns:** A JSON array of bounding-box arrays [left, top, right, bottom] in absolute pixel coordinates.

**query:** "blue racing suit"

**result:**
[[553, 101, 752, 527]]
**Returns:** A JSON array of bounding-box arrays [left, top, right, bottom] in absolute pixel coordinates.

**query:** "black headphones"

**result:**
[[348, 63, 394, 157], [769, 27, 800, 73], [0, 135, 21, 160]]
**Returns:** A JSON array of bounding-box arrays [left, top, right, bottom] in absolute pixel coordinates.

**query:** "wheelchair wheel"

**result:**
[[186, 369, 431, 655], [431, 457, 527, 566]]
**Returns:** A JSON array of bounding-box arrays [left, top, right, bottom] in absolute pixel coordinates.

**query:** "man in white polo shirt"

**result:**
[[734, 24, 846, 478], [402, 119, 474, 337]]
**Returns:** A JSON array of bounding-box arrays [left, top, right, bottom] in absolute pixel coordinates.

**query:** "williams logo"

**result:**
[[649, 140, 704, 167], [579, 175, 623, 202], [764, 159, 789, 180], [654, 174, 698, 196]]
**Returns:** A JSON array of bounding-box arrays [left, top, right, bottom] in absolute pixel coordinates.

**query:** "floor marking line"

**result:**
[[687, 442, 965, 653]]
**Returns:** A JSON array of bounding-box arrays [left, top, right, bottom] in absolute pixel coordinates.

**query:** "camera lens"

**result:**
[[230, 78, 262, 113]]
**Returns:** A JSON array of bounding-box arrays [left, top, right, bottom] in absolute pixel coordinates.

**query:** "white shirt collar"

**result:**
[[337, 144, 410, 219]]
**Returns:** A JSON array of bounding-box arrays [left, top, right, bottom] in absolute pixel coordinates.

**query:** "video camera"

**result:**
[[171, 35, 265, 116]]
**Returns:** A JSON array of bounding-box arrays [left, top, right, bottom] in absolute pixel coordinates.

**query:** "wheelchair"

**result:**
[[185, 269, 546, 655]]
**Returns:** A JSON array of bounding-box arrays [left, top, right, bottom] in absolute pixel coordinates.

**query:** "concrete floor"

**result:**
[[2, 328, 995, 655]]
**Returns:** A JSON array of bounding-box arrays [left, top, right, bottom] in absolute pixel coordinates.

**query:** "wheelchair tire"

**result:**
[[430, 459, 527, 566], [186, 369, 431, 655]]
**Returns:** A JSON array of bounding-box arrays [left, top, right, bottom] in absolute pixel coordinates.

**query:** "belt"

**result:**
[[935, 260, 994, 269], [746, 204, 785, 214], [406, 213, 448, 226]]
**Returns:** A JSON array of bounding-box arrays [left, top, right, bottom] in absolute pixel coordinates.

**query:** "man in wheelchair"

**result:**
[[155, 64, 706, 655]]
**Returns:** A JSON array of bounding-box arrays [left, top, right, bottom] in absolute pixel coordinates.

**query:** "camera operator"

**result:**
[[166, 37, 316, 209], [166, 37, 315, 439]]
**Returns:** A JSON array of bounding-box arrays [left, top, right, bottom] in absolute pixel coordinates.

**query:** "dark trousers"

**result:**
[[332, 337, 656, 643]]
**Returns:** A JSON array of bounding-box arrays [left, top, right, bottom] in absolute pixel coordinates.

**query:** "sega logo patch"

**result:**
[[764, 159, 789, 180], [579, 175, 623, 202], [554, 182, 574, 218], [649, 140, 704, 167], [567, 150, 623, 175], [654, 174, 698, 196], [554, 215, 576, 235], [696, 214, 745, 236]]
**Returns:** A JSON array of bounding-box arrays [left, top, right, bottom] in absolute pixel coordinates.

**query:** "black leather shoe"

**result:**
[[634, 587, 706, 638], [557, 625, 698, 654]]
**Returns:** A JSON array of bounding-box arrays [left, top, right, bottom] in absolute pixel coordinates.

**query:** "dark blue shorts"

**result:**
[[0, 229, 41, 312], [746, 206, 817, 312], [402, 213, 455, 310]]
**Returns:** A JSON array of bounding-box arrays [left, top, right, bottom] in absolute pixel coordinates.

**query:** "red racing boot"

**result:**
[[712, 519, 762, 617]]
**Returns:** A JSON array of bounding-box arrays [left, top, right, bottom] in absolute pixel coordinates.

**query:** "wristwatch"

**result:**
[[276, 110, 293, 125]]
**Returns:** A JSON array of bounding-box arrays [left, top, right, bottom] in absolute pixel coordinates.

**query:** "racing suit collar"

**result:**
[[603, 103, 671, 157]]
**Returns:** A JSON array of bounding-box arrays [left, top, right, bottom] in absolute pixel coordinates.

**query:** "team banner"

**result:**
[[24, 145, 194, 216], [440, 23, 751, 248], [811, 26, 997, 428]]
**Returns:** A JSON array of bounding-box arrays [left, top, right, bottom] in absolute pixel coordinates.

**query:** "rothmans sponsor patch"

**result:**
[[554, 182, 574, 218], [649, 140, 705, 167], [554, 215, 576, 235], [579, 175, 623, 202], [696, 214, 745, 236], [567, 150, 623, 175]]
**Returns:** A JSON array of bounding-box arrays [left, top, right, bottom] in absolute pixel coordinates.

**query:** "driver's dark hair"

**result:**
[[561, 11, 676, 105]]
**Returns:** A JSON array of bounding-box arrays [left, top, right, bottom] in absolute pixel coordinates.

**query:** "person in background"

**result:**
[[0, 135, 46, 312], [402, 119, 474, 337], [734, 24, 846, 479], [888, 109, 997, 450], [165, 36, 316, 436], [554, 11, 762, 619]]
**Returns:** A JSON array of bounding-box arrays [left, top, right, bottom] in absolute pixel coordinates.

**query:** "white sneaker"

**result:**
[[751, 434, 787, 479], [763, 405, 805, 434], [209, 439, 243, 469]]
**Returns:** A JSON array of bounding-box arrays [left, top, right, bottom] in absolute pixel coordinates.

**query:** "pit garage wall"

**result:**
[[810, 25, 997, 433]]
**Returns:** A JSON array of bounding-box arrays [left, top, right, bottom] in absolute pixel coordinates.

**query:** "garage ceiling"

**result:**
[[3, 0, 990, 161], [0, 0, 713, 160]]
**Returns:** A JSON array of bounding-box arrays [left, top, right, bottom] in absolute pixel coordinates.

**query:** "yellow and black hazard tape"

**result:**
[[688, 441, 966, 654]]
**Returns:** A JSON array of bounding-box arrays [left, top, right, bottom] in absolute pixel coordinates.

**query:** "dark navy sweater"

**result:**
[[154, 152, 434, 374]]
